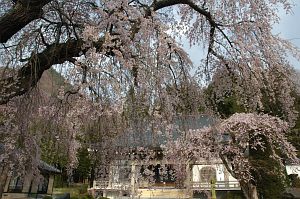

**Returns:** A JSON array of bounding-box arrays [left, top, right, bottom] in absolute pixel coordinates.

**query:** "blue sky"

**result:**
[[273, 2, 300, 69], [181, 2, 300, 70]]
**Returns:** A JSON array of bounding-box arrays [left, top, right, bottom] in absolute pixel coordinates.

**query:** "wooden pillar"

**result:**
[[30, 177, 39, 194], [108, 165, 113, 189], [47, 175, 54, 194], [22, 173, 33, 193], [223, 165, 229, 188], [185, 162, 192, 198], [103, 190, 107, 197], [130, 162, 136, 198], [3, 175, 11, 193], [0, 166, 9, 199]]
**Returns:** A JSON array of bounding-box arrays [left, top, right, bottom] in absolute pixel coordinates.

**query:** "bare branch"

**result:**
[[0, 38, 105, 104], [0, 0, 53, 43]]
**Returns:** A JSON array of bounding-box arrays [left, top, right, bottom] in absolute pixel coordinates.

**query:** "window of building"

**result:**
[[140, 164, 177, 186], [119, 167, 131, 182], [200, 166, 216, 183], [8, 176, 23, 193]]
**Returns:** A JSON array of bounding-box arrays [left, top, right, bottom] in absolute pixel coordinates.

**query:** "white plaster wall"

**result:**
[[192, 164, 238, 183], [286, 165, 300, 177], [215, 164, 225, 182], [192, 164, 221, 182]]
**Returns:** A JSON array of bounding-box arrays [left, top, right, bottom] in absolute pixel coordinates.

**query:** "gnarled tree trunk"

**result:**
[[240, 181, 259, 199], [220, 154, 259, 199]]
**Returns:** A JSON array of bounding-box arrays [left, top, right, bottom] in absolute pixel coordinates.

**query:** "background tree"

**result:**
[[165, 113, 298, 199], [204, 72, 300, 198], [73, 148, 91, 183], [0, 0, 298, 117]]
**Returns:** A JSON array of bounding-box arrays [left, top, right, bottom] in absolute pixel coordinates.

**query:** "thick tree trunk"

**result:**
[[0, 0, 53, 43], [0, 38, 107, 105], [219, 155, 259, 199], [240, 181, 259, 199], [89, 166, 95, 188]]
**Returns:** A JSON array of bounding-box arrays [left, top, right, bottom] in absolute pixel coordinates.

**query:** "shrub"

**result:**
[[221, 191, 244, 199], [78, 184, 88, 194], [289, 174, 300, 188]]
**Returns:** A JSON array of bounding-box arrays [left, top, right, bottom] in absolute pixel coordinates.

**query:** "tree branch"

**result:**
[[0, 0, 226, 104], [219, 152, 236, 179], [151, 0, 216, 26], [0, 0, 53, 43], [0, 38, 105, 104]]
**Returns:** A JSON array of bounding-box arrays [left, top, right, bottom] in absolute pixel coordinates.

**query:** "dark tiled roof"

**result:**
[[285, 188, 300, 199], [39, 160, 61, 174], [0, 145, 60, 174], [115, 115, 215, 148]]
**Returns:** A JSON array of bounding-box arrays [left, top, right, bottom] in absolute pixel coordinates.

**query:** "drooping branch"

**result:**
[[219, 153, 236, 178], [151, 0, 221, 58], [0, 0, 53, 43], [0, 0, 269, 106], [0, 0, 222, 105], [0, 37, 105, 104], [151, 0, 217, 26]]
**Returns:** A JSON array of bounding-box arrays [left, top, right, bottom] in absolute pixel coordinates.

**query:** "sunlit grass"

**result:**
[[53, 184, 88, 198]]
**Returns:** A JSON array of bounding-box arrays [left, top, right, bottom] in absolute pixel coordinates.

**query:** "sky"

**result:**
[[273, 2, 300, 69], [181, 2, 300, 70]]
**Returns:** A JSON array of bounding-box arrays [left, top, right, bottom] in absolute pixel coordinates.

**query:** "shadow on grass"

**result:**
[[53, 184, 89, 198]]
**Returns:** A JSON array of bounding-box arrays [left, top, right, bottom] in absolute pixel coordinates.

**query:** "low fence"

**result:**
[[92, 180, 240, 191], [92, 181, 130, 190], [191, 181, 240, 190]]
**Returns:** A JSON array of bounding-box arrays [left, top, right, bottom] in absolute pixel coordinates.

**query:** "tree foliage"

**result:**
[[165, 113, 298, 199], [73, 148, 91, 183], [1, 1, 300, 199]]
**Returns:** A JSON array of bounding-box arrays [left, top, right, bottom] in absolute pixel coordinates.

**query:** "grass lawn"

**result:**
[[53, 184, 89, 198]]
